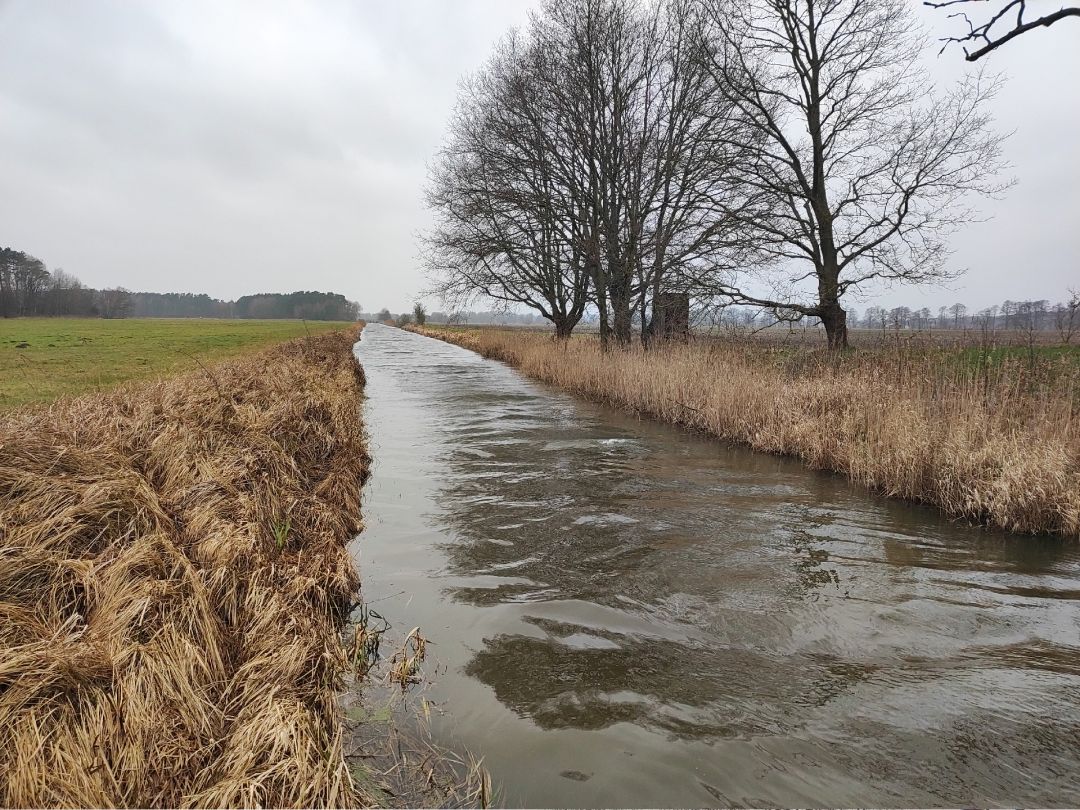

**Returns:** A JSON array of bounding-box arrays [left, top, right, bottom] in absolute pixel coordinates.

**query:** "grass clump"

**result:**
[[408, 325, 1080, 538], [0, 327, 374, 806], [0, 317, 354, 410]]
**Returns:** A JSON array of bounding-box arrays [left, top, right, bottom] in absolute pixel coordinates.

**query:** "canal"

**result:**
[[351, 323, 1080, 807]]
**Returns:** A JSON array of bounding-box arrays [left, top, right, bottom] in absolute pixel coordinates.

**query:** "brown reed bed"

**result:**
[[407, 325, 1080, 538], [0, 327, 376, 807]]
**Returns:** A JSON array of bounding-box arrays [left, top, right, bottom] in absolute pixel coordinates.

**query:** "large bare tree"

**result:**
[[526, 0, 657, 344], [425, 0, 755, 345], [424, 32, 592, 338], [926, 0, 1080, 61], [541, 0, 756, 345], [699, 0, 1010, 348]]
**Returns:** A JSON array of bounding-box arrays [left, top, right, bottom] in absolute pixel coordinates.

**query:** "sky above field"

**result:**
[[0, 0, 1076, 314]]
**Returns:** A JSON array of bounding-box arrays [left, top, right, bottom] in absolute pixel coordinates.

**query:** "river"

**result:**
[[350, 323, 1080, 807]]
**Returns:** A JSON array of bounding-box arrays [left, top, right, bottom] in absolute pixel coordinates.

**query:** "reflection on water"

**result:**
[[352, 324, 1080, 807]]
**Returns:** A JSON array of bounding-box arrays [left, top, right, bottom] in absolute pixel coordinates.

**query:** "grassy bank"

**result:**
[[407, 325, 1079, 538], [0, 318, 354, 410], [0, 327, 374, 806]]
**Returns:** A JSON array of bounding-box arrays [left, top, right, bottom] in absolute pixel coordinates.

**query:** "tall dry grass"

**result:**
[[0, 328, 373, 807], [408, 325, 1079, 537]]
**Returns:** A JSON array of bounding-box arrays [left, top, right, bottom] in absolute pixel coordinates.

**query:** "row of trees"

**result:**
[[134, 291, 361, 320], [230, 292, 360, 321], [425, 0, 1009, 349], [858, 296, 1080, 337], [709, 293, 1080, 342], [1, 247, 361, 321]]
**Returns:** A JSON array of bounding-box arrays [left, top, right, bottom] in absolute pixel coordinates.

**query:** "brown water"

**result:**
[[351, 323, 1080, 807]]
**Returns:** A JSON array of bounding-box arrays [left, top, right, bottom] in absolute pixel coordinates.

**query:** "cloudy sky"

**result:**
[[0, 0, 1075, 313]]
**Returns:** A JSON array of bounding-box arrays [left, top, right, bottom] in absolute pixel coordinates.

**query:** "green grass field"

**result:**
[[0, 318, 354, 410]]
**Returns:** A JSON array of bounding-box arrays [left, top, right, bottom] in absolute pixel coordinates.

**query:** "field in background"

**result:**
[[0, 318, 353, 410], [408, 324, 1080, 538]]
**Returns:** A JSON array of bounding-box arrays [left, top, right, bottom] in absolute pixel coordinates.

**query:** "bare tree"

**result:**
[[543, 0, 755, 346], [888, 305, 913, 329], [426, 0, 753, 345], [926, 0, 1079, 61], [424, 29, 592, 338], [974, 303, 999, 332], [698, 0, 1010, 348], [1054, 290, 1079, 344], [635, 0, 764, 344]]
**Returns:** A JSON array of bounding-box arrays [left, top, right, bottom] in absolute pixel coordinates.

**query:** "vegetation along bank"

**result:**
[[406, 325, 1080, 538], [0, 327, 376, 806]]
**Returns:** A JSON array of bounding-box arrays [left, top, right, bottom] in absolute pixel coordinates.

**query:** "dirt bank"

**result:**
[[0, 327, 374, 806]]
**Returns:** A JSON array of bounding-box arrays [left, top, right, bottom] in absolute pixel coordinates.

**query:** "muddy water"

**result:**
[[351, 323, 1080, 807]]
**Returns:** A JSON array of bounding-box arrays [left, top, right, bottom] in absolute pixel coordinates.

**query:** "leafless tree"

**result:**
[[974, 304, 999, 333], [1054, 290, 1079, 344], [532, 0, 648, 343], [926, 0, 1079, 61], [424, 28, 592, 339], [697, 0, 1010, 348], [426, 0, 754, 345], [541, 0, 757, 345]]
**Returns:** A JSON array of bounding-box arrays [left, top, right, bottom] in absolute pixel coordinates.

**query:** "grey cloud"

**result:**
[[0, 0, 1074, 311]]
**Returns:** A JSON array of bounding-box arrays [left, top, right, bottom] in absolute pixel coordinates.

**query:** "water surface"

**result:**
[[351, 323, 1080, 807]]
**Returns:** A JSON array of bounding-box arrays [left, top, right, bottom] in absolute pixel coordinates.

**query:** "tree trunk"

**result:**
[[554, 318, 573, 339], [597, 296, 610, 348], [821, 301, 848, 350], [588, 244, 610, 348], [610, 288, 633, 345], [639, 295, 650, 349]]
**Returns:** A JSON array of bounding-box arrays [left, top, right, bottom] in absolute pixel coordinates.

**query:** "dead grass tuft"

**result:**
[[409, 325, 1080, 538], [0, 327, 374, 807]]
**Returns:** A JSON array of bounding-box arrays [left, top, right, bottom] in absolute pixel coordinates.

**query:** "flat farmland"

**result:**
[[0, 318, 353, 410]]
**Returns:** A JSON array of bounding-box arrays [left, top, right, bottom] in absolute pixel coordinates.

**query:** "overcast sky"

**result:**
[[0, 0, 1075, 313]]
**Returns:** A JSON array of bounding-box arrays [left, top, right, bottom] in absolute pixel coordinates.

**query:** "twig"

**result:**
[[178, 350, 225, 403]]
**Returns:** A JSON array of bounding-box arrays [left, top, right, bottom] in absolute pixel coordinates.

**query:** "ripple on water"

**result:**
[[354, 324, 1080, 807]]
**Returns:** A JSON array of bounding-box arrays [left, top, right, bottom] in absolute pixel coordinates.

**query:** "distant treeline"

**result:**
[[1, 246, 360, 321], [364, 299, 1079, 341], [133, 291, 361, 321], [708, 297, 1080, 340]]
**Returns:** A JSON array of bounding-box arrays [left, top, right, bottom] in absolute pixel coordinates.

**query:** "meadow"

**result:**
[[408, 324, 1080, 538], [0, 318, 353, 410]]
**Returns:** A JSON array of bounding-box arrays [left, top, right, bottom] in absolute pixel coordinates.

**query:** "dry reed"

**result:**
[[408, 325, 1080, 538], [0, 328, 374, 807]]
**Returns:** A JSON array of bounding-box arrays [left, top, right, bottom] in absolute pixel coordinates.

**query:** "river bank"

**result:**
[[0, 328, 375, 806], [406, 324, 1079, 538]]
